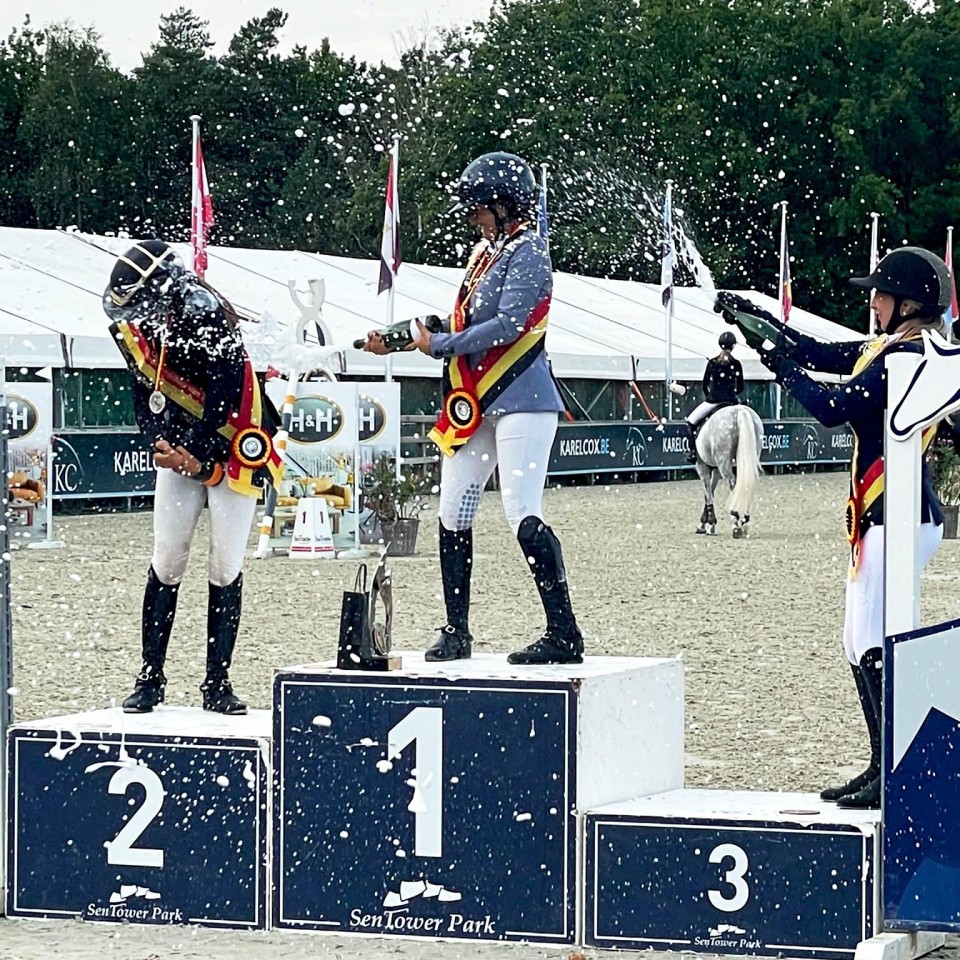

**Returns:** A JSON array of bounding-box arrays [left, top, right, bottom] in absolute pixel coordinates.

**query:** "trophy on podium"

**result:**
[[337, 547, 401, 671]]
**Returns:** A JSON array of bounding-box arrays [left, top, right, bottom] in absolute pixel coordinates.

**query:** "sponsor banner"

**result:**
[[48, 416, 850, 498], [548, 419, 853, 475], [6, 382, 52, 477], [7, 382, 54, 528], [265, 380, 401, 489], [52, 432, 157, 499]]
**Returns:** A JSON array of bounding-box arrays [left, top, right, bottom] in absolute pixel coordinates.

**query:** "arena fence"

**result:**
[[45, 418, 852, 502]]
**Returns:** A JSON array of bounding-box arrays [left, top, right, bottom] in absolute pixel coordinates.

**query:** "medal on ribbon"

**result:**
[[148, 390, 167, 414]]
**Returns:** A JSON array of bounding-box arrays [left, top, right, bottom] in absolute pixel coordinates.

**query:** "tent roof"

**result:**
[[0, 227, 863, 380]]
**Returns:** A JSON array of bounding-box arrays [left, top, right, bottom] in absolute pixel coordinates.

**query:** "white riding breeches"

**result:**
[[438, 412, 558, 535], [687, 401, 721, 427], [151, 468, 257, 588], [842, 522, 942, 665]]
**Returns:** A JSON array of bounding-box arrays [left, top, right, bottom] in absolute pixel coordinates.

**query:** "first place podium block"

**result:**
[[273, 652, 683, 944], [6, 707, 270, 928], [585, 789, 880, 958]]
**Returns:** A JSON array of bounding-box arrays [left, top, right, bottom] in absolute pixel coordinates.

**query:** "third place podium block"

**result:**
[[273, 653, 683, 944], [6, 707, 270, 928], [585, 789, 880, 958]]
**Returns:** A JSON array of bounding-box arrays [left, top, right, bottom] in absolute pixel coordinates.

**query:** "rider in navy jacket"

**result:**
[[717, 246, 951, 810]]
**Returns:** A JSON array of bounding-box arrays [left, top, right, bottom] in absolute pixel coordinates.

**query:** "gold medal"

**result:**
[[148, 390, 167, 414]]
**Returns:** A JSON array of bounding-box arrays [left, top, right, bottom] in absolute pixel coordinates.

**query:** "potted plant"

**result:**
[[928, 430, 960, 538], [361, 453, 428, 556]]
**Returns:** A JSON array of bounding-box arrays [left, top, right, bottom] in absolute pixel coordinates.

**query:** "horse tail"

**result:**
[[727, 407, 761, 518]]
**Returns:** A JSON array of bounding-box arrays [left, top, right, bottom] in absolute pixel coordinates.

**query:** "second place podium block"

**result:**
[[6, 707, 270, 928], [273, 652, 684, 944]]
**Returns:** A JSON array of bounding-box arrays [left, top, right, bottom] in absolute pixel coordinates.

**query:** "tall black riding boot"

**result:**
[[425, 523, 474, 662], [123, 566, 180, 713], [201, 574, 247, 715], [685, 421, 699, 465], [820, 658, 881, 801], [837, 648, 882, 809], [508, 517, 584, 666]]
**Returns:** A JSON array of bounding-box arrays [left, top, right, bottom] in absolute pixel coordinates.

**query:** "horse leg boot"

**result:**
[[508, 517, 584, 665], [123, 566, 180, 713], [837, 648, 882, 809], [425, 523, 474, 662], [820, 659, 881, 801], [201, 574, 248, 715]]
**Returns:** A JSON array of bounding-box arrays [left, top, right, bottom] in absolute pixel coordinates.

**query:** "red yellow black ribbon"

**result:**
[[113, 321, 282, 497]]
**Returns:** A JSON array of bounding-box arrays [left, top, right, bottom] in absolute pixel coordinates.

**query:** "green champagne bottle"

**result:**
[[353, 315, 444, 352]]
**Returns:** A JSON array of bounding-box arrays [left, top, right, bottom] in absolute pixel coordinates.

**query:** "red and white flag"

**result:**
[[191, 133, 214, 279], [378, 146, 401, 294], [778, 202, 792, 324]]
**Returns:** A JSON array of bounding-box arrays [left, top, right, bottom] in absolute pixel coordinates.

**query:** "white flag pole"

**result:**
[[27, 370, 63, 551], [384, 134, 400, 385], [947, 225, 955, 343], [663, 180, 676, 421], [190, 115, 201, 274], [868, 212, 880, 337], [774, 201, 789, 419], [540, 162, 549, 253], [778, 202, 788, 323]]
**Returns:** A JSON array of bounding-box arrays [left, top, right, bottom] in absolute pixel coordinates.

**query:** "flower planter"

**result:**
[[380, 518, 420, 557], [943, 503, 959, 540]]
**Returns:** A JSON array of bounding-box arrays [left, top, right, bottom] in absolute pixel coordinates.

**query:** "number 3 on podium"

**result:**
[[387, 707, 443, 859], [708, 842, 750, 912]]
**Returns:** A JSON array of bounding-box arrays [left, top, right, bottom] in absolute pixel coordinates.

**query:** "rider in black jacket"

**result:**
[[103, 240, 281, 715]]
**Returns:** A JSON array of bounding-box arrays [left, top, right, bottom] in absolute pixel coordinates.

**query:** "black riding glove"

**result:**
[[714, 292, 780, 348], [757, 333, 796, 380]]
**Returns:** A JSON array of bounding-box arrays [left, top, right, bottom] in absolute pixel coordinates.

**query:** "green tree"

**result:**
[[17, 22, 129, 230], [0, 18, 45, 226]]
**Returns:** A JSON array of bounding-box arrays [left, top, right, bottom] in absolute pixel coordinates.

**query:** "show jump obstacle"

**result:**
[[4, 336, 960, 954]]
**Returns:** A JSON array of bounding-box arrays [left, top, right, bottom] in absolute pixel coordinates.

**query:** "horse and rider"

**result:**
[[685, 331, 745, 465], [684, 332, 763, 537]]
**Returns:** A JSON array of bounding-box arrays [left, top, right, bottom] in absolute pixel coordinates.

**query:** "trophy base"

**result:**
[[336, 649, 402, 672]]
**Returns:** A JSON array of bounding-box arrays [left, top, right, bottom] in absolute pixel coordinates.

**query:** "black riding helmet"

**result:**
[[103, 240, 185, 321], [449, 152, 537, 221], [850, 247, 951, 325], [718, 331, 736, 350]]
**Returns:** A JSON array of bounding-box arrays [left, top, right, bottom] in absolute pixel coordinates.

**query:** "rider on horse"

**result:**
[[685, 331, 744, 464]]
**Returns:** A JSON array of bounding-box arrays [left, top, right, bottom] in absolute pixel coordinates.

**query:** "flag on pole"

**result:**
[[378, 148, 401, 295], [537, 164, 549, 243], [945, 228, 958, 336], [779, 225, 792, 324], [660, 186, 677, 307], [191, 133, 214, 279]]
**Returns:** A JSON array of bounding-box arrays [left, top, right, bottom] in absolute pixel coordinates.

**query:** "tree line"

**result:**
[[1, 0, 958, 329]]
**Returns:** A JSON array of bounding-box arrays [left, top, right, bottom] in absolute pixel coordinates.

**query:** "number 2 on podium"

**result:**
[[388, 707, 443, 858]]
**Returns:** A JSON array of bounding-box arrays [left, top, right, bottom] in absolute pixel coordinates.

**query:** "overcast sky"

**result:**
[[3, 1, 493, 71]]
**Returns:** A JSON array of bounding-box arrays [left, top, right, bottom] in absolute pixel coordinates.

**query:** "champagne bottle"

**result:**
[[353, 315, 443, 352]]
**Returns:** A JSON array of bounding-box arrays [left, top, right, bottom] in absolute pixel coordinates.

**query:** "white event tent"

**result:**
[[0, 227, 861, 381]]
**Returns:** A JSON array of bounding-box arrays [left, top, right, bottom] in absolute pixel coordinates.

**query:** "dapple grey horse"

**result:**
[[693, 404, 764, 538]]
